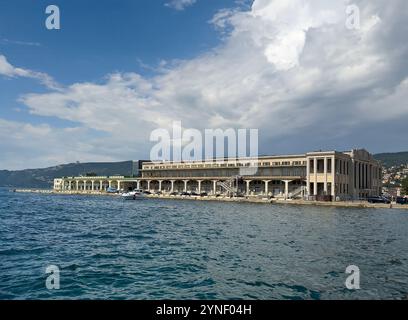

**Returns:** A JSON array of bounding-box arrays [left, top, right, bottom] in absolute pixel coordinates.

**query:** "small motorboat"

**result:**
[[121, 189, 147, 200]]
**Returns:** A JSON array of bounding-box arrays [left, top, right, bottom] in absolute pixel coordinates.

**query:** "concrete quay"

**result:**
[[14, 189, 408, 210]]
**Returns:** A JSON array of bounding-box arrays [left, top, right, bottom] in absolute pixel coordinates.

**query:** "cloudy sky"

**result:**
[[0, 0, 407, 170]]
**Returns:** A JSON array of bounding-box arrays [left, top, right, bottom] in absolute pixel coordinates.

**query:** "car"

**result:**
[[367, 196, 391, 204], [155, 191, 162, 195], [179, 192, 190, 196], [396, 197, 408, 205], [106, 187, 118, 193], [190, 192, 199, 196], [200, 192, 208, 197], [143, 190, 152, 195], [169, 192, 178, 196]]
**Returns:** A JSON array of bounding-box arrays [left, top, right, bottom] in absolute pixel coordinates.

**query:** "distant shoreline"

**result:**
[[11, 188, 408, 210]]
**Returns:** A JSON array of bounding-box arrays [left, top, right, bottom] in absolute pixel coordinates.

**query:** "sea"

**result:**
[[0, 187, 407, 300]]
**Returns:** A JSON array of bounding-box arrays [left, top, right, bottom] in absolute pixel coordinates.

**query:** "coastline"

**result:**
[[12, 188, 408, 210]]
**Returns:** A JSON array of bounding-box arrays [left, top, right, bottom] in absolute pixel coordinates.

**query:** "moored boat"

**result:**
[[121, 189, 147, 200]]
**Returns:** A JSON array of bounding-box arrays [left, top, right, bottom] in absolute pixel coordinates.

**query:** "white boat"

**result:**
[[121, 189, 148, 200]]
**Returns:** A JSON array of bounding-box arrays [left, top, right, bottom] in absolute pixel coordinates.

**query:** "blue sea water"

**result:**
[[0, 187, 407, 300]]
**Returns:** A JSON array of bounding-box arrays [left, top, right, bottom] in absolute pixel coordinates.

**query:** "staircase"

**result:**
[[289, 186, 306, 199], [217, 177, 237, 194]]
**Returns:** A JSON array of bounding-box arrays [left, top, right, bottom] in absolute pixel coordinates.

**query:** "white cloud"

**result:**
[[165, 0, 197, 11], [1, 38, 41, 47], [0, 54, 60, 90], [2, 0, 408, 169], [0, 118, 147, 170]]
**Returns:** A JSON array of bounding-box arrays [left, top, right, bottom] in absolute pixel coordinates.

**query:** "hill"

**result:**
[[0, 161, 134, 188], [374, 152, 408, 168]]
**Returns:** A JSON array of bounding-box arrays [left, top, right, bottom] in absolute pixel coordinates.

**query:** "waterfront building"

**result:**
[[54, 149, 382, 201]]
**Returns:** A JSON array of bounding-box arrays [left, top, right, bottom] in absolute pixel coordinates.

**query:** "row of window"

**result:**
[[143, 160, 306, 170], [142, 167, 307, 178]]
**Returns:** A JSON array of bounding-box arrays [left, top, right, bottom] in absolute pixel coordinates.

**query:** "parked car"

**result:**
[[169, 192, 178, 196], [143, 190, 152, 195], [396, 197, 408, 205], [190, 192, 199, 196], [155, 191, 162, 195], [106, 187, 118, 194], [367, 196, 391, 204], [179, 192, 190, 196], [200, 192, 208, 197]]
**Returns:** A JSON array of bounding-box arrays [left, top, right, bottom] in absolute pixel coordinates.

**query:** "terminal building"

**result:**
[[54, 149, 382, 201]]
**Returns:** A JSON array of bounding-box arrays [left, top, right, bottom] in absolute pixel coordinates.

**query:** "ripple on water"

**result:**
[[1, 189, 408, 299]]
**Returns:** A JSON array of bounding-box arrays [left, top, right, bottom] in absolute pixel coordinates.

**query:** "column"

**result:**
[[83, 180, 87, 191], [245, 180, 251, 196], [183, 180, 189, 192], [264, 180, 271, 195], [117, 180, 121, 190], [91, 180, 95, 191], [99, 180, 103, 191], [108, 180, 112, 189], [137, 180, 140, 190], [313, 158, 318, 196], [213, 180, 218, 195], [158, 180, 162, 191], [147, 180, 151, 191], [306, 158, 310, 196], [283, 180, 291, 199], [324, 157, 328, 194], [365, 163, 368, 190], [331, 156, 336, 198], [355, 162, 359, 197], [170, 180, 175, 193], [198, 180, 202, 194], [68, 181, 72, 191]]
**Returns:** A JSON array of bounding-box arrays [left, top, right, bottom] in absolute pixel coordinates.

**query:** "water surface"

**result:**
[[0, 188, 407, 299]]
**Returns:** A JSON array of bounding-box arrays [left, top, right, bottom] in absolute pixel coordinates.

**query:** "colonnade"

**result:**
[[59, 178, 305, 198]]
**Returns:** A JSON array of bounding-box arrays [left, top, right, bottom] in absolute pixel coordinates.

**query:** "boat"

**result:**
[[121, 189, 148, 200]]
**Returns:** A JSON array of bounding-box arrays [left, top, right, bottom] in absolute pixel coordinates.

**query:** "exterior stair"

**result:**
[[217, 177, 237, 194], [289, 186, 306, 199]]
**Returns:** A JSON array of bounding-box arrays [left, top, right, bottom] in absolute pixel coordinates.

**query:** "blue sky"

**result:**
[[1, 0, 408, 169], [0, 0, 236, 122]]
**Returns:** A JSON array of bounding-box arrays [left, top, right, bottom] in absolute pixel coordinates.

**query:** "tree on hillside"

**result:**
[[402, 177, 408, 196]]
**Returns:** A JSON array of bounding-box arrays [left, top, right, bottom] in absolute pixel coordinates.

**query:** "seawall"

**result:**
[[12, 189, 408, 210]]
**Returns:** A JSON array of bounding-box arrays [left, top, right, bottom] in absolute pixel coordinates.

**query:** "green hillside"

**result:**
[[374, 152, 408, 168], [0, 161, 134, 188]]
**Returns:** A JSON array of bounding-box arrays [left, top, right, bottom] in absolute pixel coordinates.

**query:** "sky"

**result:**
[[0, 0, 407, 170]]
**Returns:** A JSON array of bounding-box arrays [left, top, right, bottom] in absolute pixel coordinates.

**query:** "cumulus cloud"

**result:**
[[0, 54, 60, 90], [0, 118, 146, 170], [165, 0, 197, 11], [2, 0, 408, 169]]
